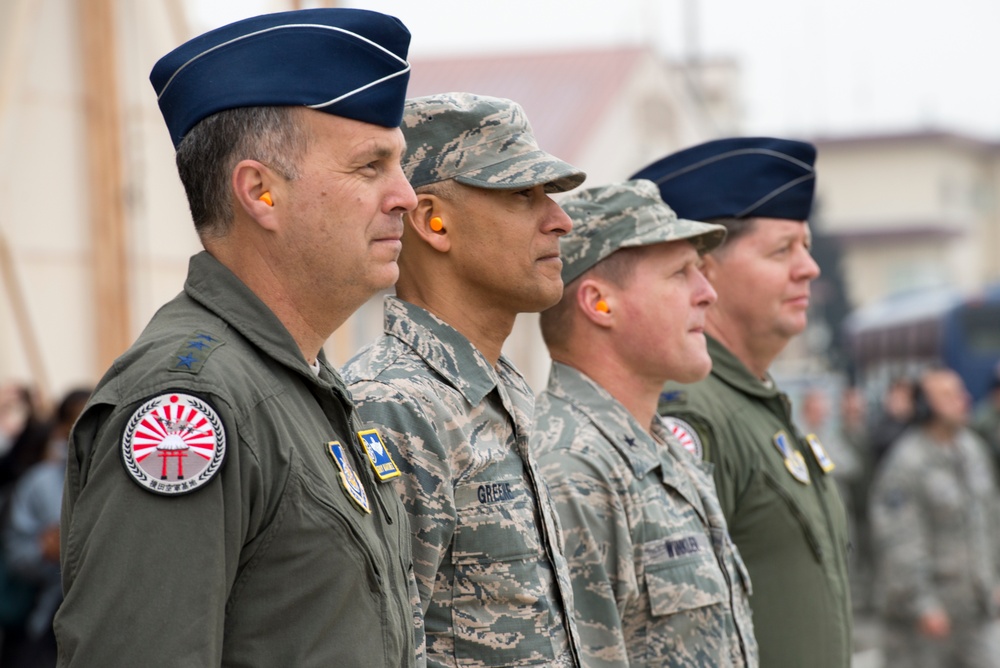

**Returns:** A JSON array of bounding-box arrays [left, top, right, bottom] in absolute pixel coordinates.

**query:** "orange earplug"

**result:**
[[259, 191, 273, 207], [595, 300, 609, 313], [429, 216, 444, 232]]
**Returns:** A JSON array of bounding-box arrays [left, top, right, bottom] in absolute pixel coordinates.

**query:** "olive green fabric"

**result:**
[[659, 336, 852, 668], [57, 251, 415, 667]]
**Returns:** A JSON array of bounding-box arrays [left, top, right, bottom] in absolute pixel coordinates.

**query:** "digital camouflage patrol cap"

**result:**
[[401, 92, 586, 192], [559, 179, 727, 285]]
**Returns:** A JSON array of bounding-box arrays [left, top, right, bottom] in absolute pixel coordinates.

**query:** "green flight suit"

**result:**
[[57, 251, 416, 667], [659, 336, 852, 668]]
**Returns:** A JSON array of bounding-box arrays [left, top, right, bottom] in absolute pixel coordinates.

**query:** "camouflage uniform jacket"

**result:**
[[57, 252, 416, 667], [659, 337, 851, 668], [344, 297, 581, 668], [534, 363, 757, 668], [870, 426, 1000, 622]]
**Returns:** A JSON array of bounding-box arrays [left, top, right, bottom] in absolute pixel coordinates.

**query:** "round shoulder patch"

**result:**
[[662, 416, 703, 459], [120, 392, 226, 496]]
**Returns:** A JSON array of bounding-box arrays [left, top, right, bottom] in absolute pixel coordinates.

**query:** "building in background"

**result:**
[[814, 131, 1000, 309], [0, 0, 741, 398], [14, 3, 1000, 400]]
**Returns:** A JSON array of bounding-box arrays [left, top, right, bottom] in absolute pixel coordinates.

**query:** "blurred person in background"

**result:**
[[0, 381, 50, 662], [0, 383, 49, 490], [870, 367, 1000, 668], [870, 376, 915, 466], [839, 385, 876, 611], [2, 388, 90, 667], [971, 367, 1000, 468]]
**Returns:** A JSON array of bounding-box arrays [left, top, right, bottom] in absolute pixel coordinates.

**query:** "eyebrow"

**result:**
[[352, 138, 407, 164]]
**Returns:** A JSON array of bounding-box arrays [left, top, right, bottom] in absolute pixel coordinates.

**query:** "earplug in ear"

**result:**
[[595, 300, 609, 313], [429, 216, 444, 232], [259, 191, 273, 207]]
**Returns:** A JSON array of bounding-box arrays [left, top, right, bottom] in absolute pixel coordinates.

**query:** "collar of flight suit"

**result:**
[[183, 250, 349, 397], [706, 335, 782, 400]]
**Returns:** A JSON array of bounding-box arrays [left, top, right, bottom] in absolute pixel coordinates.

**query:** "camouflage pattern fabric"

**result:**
[[401, 92, 586, 193], [871, 426, 1000, 668], [344, 297, 581, 668], [534, 363, 758, 667], [558, 180, 727, 284]]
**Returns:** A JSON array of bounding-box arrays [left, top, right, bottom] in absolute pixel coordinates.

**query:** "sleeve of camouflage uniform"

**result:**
[[869, 452, 940, 619], [349, 380, 456, 613], [538, 446, 635, 668]]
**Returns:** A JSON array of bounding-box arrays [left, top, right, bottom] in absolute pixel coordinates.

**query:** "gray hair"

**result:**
[[175, 106, 309, 239]]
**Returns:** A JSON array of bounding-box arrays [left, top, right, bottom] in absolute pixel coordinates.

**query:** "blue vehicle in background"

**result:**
[[845, 283, 1000, 403]]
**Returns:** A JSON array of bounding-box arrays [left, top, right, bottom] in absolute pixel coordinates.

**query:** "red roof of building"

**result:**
[[407, 47, 649, 163]]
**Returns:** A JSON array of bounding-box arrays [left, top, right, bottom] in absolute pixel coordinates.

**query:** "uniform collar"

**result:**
[[183, 251, 349, 395], [382, 296, 512, 407], [706, 335, 781, 399], [546, 363, 707, 518], [545, 362, 663, 479]]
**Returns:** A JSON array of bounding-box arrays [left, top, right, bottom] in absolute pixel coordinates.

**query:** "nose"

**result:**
[[542, 195, 573, 236], [793, 245, 821, 281], [693, 267, 718, 307], [386, 164, 418, 214]]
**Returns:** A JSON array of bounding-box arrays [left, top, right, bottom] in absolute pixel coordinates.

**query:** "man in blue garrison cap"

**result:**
[[632, 138, 853, 668], [56, 9, 420, 667]]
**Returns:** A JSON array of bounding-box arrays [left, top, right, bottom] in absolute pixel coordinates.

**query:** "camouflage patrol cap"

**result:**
[[401, 92, 586, 192], [559, 179, 727, 284]]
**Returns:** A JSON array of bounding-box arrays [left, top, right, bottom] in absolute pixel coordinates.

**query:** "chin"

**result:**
[[371, 264, 400, 292], [672, 356, 712, 384], [527, 282, 565, 313]]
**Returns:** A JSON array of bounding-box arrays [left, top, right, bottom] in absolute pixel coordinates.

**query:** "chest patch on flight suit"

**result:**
[[662, 417, 703, 458], [805, 434, 836, 474], [120, 392, 227, 495], [357, 428, 400, 481], [773, 430, 810, 484], [327, 441, 371, 513]]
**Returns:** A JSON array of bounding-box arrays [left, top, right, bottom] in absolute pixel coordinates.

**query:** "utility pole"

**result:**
[[78, 0, 131, 372]]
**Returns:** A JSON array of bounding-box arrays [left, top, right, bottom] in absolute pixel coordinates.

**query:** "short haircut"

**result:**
[[705, 217, 757, 253], [175, 106, 309, 238], [540, 245, 648, 350]]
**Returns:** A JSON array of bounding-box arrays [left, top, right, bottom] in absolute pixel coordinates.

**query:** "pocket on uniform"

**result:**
[[644, 534, 728, 617], [449, 478, 556, 666]]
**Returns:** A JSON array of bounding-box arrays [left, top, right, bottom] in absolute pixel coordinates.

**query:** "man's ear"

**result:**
[[405, 193, 451, 253], [576, 279, 613, 328], [232, 159, 280, 230]]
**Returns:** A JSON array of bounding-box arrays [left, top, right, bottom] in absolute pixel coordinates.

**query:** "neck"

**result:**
[[926, 421, 960, 445], [395, 283, 514, 365], [705, 314, 785, 379], [205, 239, 345, 365], [555, 350, 662, 434]]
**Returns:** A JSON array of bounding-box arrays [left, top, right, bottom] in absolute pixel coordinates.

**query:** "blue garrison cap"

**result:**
[[150, 8, 411, 148], [630, 137, 817, 221]]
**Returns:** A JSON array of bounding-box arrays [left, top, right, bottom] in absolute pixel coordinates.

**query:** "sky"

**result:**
[[188, 0, 1000, 140]]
